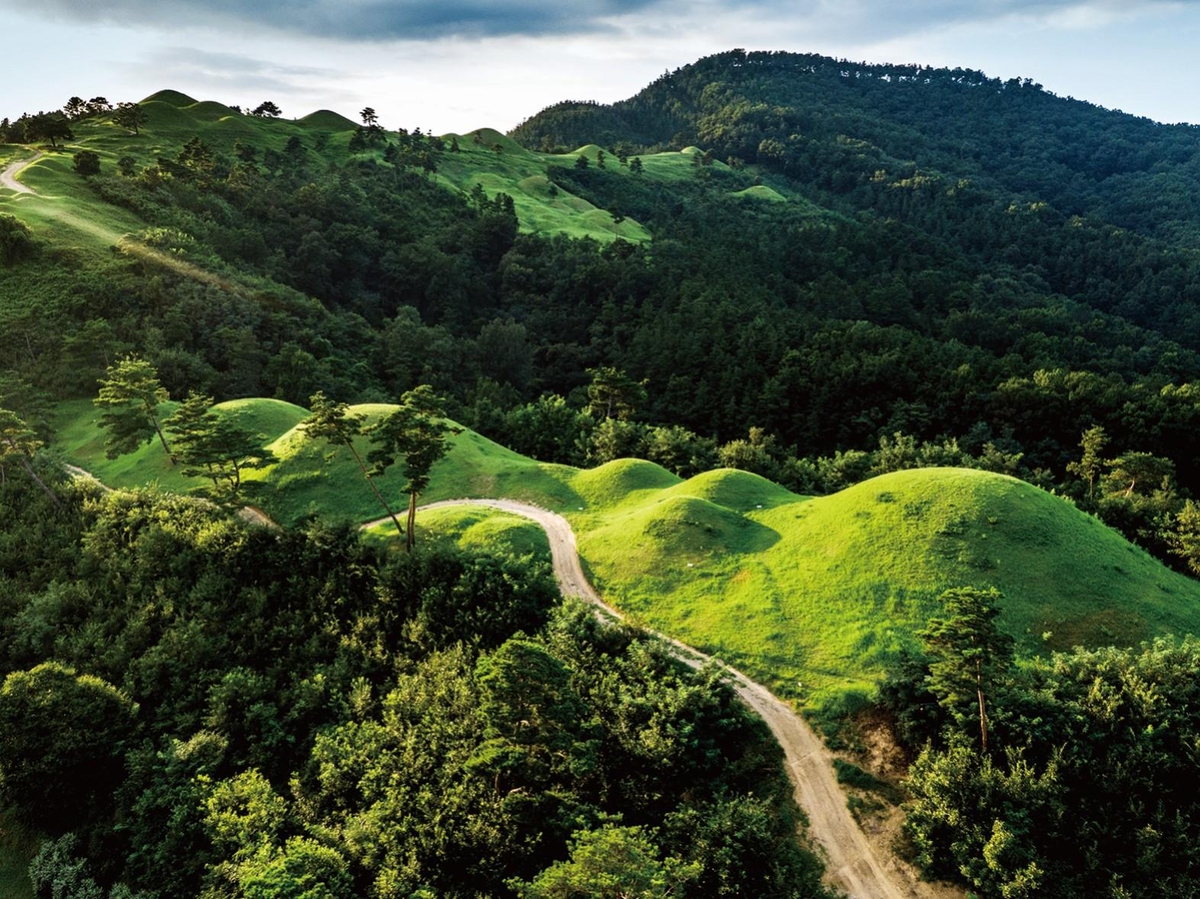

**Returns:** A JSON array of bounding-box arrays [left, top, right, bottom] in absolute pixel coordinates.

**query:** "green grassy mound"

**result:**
[[56, 403, 1200, 709], [571, 458, 681, 510], [244, 406, 581, 525], [55, 397, 308, 493], [298, 110, 358, 130], [661, 468, 800, 511], [364, 504, 550, 559], [141, 89, 199, 107], [733, 185, 787, 202], [578, 466, 1200, 704]]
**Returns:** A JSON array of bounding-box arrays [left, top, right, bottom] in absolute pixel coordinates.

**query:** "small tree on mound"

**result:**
[[166, 391, 277, 499], [251, 100, 281, 118], [368, 385, 458, 552], [303, 391, 405, 540], [918, 586, 1014, 754], [112, 100, 148, 135], [94, 355, 174, 462], [0, 407, 62, 507]]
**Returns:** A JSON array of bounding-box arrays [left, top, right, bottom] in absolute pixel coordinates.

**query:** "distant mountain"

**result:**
[[512, 49, 1200, 243]]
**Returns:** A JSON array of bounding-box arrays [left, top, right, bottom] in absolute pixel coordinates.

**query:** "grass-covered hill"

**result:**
[[10, 65, 1200, 513], [0, 90, 763, 251], [56, 400, 1200, 708]]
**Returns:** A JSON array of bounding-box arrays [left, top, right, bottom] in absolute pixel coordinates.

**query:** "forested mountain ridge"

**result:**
[[512, 48, 1200, 242], [8, 52, 1200, 899], [7, 57, 1200, 571]]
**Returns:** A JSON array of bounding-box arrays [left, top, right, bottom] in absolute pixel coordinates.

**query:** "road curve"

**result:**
[[417, 498, 931, 899], [1, 152, 41, 194]]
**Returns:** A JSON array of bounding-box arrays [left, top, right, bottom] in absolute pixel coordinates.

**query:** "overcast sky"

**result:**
[[3, 1, 1199, 134]]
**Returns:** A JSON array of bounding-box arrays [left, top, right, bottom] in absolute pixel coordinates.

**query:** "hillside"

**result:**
[[511, 49, 1200, 243], [575, 464, 1200, 702], [8, 64, 1200, 518], [57, 401, 1200, 707]]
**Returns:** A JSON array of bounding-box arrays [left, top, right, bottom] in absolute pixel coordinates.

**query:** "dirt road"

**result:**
[[1, 152, 40, 194], [418, 498, 945, 899]]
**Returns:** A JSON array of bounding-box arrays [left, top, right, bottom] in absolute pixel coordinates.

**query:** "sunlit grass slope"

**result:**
[[243, 405, 582, 525], [55, 397, 309, 493], [1, 91, 824, 262], [54, 402, 1200, 707], [434, 128, 656, 243], [574, 466, 1200, 703], [364, 504, 551, 559]]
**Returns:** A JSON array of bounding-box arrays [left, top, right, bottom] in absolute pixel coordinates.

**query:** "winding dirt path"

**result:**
[[0, 151, 41, 194], [414, 498, 944, 899]]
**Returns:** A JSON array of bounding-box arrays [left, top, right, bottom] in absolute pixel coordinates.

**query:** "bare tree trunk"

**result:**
[[976, 656, 989, 753], [148, 411, 174, 464], [346, 442, 404, 540], [18, 455, 62, 509], [406, 491, 417, 553]]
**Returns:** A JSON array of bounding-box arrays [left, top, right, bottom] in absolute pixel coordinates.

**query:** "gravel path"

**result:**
[[416, 498, 944, 899], [0, 152, 41, 194]]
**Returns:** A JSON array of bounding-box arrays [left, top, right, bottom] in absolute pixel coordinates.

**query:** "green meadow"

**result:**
[[56, 401, 1200, 709], [0, 91, 793, 256]]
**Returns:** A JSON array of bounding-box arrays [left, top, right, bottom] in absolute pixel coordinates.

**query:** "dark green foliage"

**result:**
[[369, 384, 458, 551], [72, 150, 100, 178], [22, 110, 73, 147], [165, 391, 276, 497], [0, 663, 136, 830], [93, 356, 173, 461], [0, 214, 35, 265], [899, 635, 1200, 897], [918, 587, 1015, 752], [511, 824, 700, 899], [111, 101, 146, 135], [0, 472, 827, 898]]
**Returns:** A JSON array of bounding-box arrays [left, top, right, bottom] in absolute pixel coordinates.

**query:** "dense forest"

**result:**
[[8, 48, 1200, 897], [0, 472, 826, 897], [8, 55, 1200, 568]]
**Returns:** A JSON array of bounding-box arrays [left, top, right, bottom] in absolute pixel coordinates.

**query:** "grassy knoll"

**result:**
[[574, 466, 1200, 704], [54, 397, 308, 493], [55, 404, 1200, 709], [246, 405, 582, 525], [363, 504, 551, 559]]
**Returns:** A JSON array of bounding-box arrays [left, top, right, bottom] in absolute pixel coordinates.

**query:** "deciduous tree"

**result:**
[[112, 101, 148, 135], [72, 149, 100, 178]]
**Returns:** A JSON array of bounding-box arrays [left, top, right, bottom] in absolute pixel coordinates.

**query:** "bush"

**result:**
[[0, 213, 35, 265]]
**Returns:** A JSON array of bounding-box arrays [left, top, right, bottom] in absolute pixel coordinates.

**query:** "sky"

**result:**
[[3, 1, 1200, 134]]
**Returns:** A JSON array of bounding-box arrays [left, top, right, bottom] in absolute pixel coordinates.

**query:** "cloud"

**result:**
[[3, 0, 1189, 61], [8, 0, 667, 40], [695, 0, 1184, 45]]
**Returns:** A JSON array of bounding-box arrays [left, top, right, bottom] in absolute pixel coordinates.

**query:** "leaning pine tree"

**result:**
[[368, 385, 458, 552], [302, 391, 406, 541], [94, 355, 173, 462]]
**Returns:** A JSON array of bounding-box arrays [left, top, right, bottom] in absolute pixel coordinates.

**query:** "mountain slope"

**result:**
[[58, 400, 1200, 706], [511, 49, 1200, 242]]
